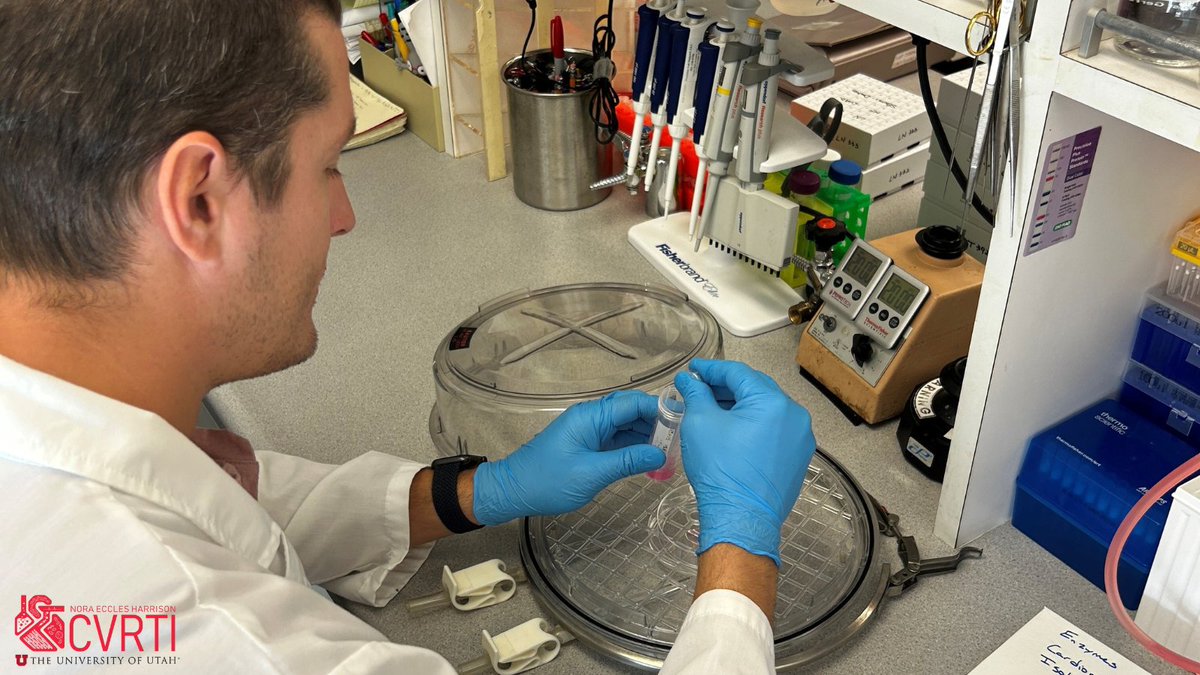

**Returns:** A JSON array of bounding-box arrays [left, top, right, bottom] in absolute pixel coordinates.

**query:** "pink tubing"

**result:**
[[1105, 453, 1200, 673]]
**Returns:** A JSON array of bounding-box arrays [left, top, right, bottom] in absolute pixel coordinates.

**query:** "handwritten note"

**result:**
[[349, 77, 404, 136], [970, 608, 1150, 675]]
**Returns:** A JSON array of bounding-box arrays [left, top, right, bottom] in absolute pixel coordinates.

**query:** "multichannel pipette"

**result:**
[[695, 27, 809, 272], [693, 18, 761, 252]]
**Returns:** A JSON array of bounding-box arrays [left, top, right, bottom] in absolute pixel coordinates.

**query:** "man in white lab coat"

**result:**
[[0, 1, 817, 673]]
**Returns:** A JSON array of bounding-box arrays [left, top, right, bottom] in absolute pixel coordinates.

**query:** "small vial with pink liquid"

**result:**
[[646, 385, 685, 481]]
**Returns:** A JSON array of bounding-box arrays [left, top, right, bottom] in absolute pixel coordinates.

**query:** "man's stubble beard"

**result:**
[[208, 241, 323, 388]]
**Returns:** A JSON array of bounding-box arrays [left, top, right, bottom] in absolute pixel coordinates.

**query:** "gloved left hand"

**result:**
[[472, 390, 665, 526]]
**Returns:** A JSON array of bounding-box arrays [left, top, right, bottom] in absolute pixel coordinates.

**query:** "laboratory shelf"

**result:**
[[449, 51, 481, 77], [1057, 39, 1200, 153], [836, 0, 980, 53], [454, 112, 486, 139]]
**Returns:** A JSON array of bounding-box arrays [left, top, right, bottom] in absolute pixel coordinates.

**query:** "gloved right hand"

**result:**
[[674, 359, 817, 567]]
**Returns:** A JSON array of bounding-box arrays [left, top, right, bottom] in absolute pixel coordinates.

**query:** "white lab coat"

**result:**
[[0, 355, 772, 673]]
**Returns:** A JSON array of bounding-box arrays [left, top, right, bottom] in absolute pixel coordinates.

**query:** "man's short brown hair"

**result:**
[[0, 0, 342, 289]]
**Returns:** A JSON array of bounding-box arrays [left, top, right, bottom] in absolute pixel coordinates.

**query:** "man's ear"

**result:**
[[154, 132, 235, 265]]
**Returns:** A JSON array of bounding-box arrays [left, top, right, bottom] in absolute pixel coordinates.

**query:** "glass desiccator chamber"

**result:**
[[429, 283, 723, 457]]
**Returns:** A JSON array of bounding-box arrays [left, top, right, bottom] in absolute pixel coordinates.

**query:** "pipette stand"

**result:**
[[629, 213, 801, 337], [629, 111, 827, 337]]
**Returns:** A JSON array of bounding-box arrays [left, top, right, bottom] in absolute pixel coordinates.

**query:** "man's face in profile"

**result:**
[[216, 14, 357, 382]]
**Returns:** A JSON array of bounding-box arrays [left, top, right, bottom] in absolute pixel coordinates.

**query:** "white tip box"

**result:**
[[790, 73, 932, 168], [859, 140, 930, 200]]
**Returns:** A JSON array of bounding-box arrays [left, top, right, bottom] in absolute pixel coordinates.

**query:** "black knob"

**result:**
[[805, 217, 850, 253], [915, 225, 968, 260], [821, 314, 837, 332], [939, 356, 969, 399], [851, 334, 874, 367]]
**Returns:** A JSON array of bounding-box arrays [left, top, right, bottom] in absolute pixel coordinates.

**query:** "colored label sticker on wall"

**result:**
[[1023, 126, 1102, 257]]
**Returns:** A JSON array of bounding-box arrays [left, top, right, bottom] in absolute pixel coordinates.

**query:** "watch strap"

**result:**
[[431, 458, 484, 534]]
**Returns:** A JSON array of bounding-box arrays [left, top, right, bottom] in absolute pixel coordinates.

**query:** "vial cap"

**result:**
[[786, 170, 821, 195], [828, 159, 862, 186]]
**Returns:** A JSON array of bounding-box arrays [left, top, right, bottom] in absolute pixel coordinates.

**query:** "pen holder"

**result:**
[[502, 49, 612, 211], [359, 37, 445, 153]]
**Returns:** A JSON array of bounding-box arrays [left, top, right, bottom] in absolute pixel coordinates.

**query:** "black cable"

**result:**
[[912, 35, 995, 227], [521, 0, 536, 67], [588, 0, 618, 144]]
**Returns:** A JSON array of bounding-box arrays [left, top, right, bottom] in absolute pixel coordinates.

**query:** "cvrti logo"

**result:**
[[14, 596, 64, 652], [12, 595, 179, 667]]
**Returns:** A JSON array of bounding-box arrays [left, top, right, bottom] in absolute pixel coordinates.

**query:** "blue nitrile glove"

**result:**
[[674, 359, 817, 566], [472, 390, 666, 526]]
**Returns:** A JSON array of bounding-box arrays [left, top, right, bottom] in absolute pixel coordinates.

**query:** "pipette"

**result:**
[[693, 18, 761, 251], [642, 13, 682, 192], [658, 9, 709, 214], [625, 2, 665, 188], [686, 27, 729, 240], [737, 27, 781, 189]]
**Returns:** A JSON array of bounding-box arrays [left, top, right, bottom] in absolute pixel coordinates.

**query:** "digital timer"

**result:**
[[854, 265, 930, 349], [820, 238, 891, 319]]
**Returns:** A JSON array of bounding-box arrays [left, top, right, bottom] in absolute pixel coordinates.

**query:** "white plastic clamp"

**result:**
[[442, 559, 517, 612], [481, 618, 561, 675]]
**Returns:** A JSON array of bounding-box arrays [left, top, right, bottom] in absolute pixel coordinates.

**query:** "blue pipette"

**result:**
[[642, 14, 681, 192], [664, 25, 690, 136], [686, 33, 724, 240], [651, 22, 691, 204], [659, 9, 709, 213], [625, 2, 664, 188], [693, 41, 720, 143]]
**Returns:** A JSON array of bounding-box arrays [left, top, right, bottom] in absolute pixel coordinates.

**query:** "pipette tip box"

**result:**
[[1121, 360, 1200, 447], [790, 73, 931, 168], [1013, 399, 1196, 608], [1130, 286, 1200, 398]]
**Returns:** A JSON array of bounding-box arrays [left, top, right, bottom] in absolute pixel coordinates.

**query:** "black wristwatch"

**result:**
[[430, 454, 487, 533]]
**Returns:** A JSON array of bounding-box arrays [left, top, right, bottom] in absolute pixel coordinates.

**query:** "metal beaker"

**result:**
[[503, 49, 613, 211]]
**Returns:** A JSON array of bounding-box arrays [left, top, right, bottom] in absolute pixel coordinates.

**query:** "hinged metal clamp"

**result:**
[[871, 496, 983, 597]]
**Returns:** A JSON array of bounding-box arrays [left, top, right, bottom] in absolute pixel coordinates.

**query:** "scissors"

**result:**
[[962, 0, 1018, 204], [965, 2, 999, 57]]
